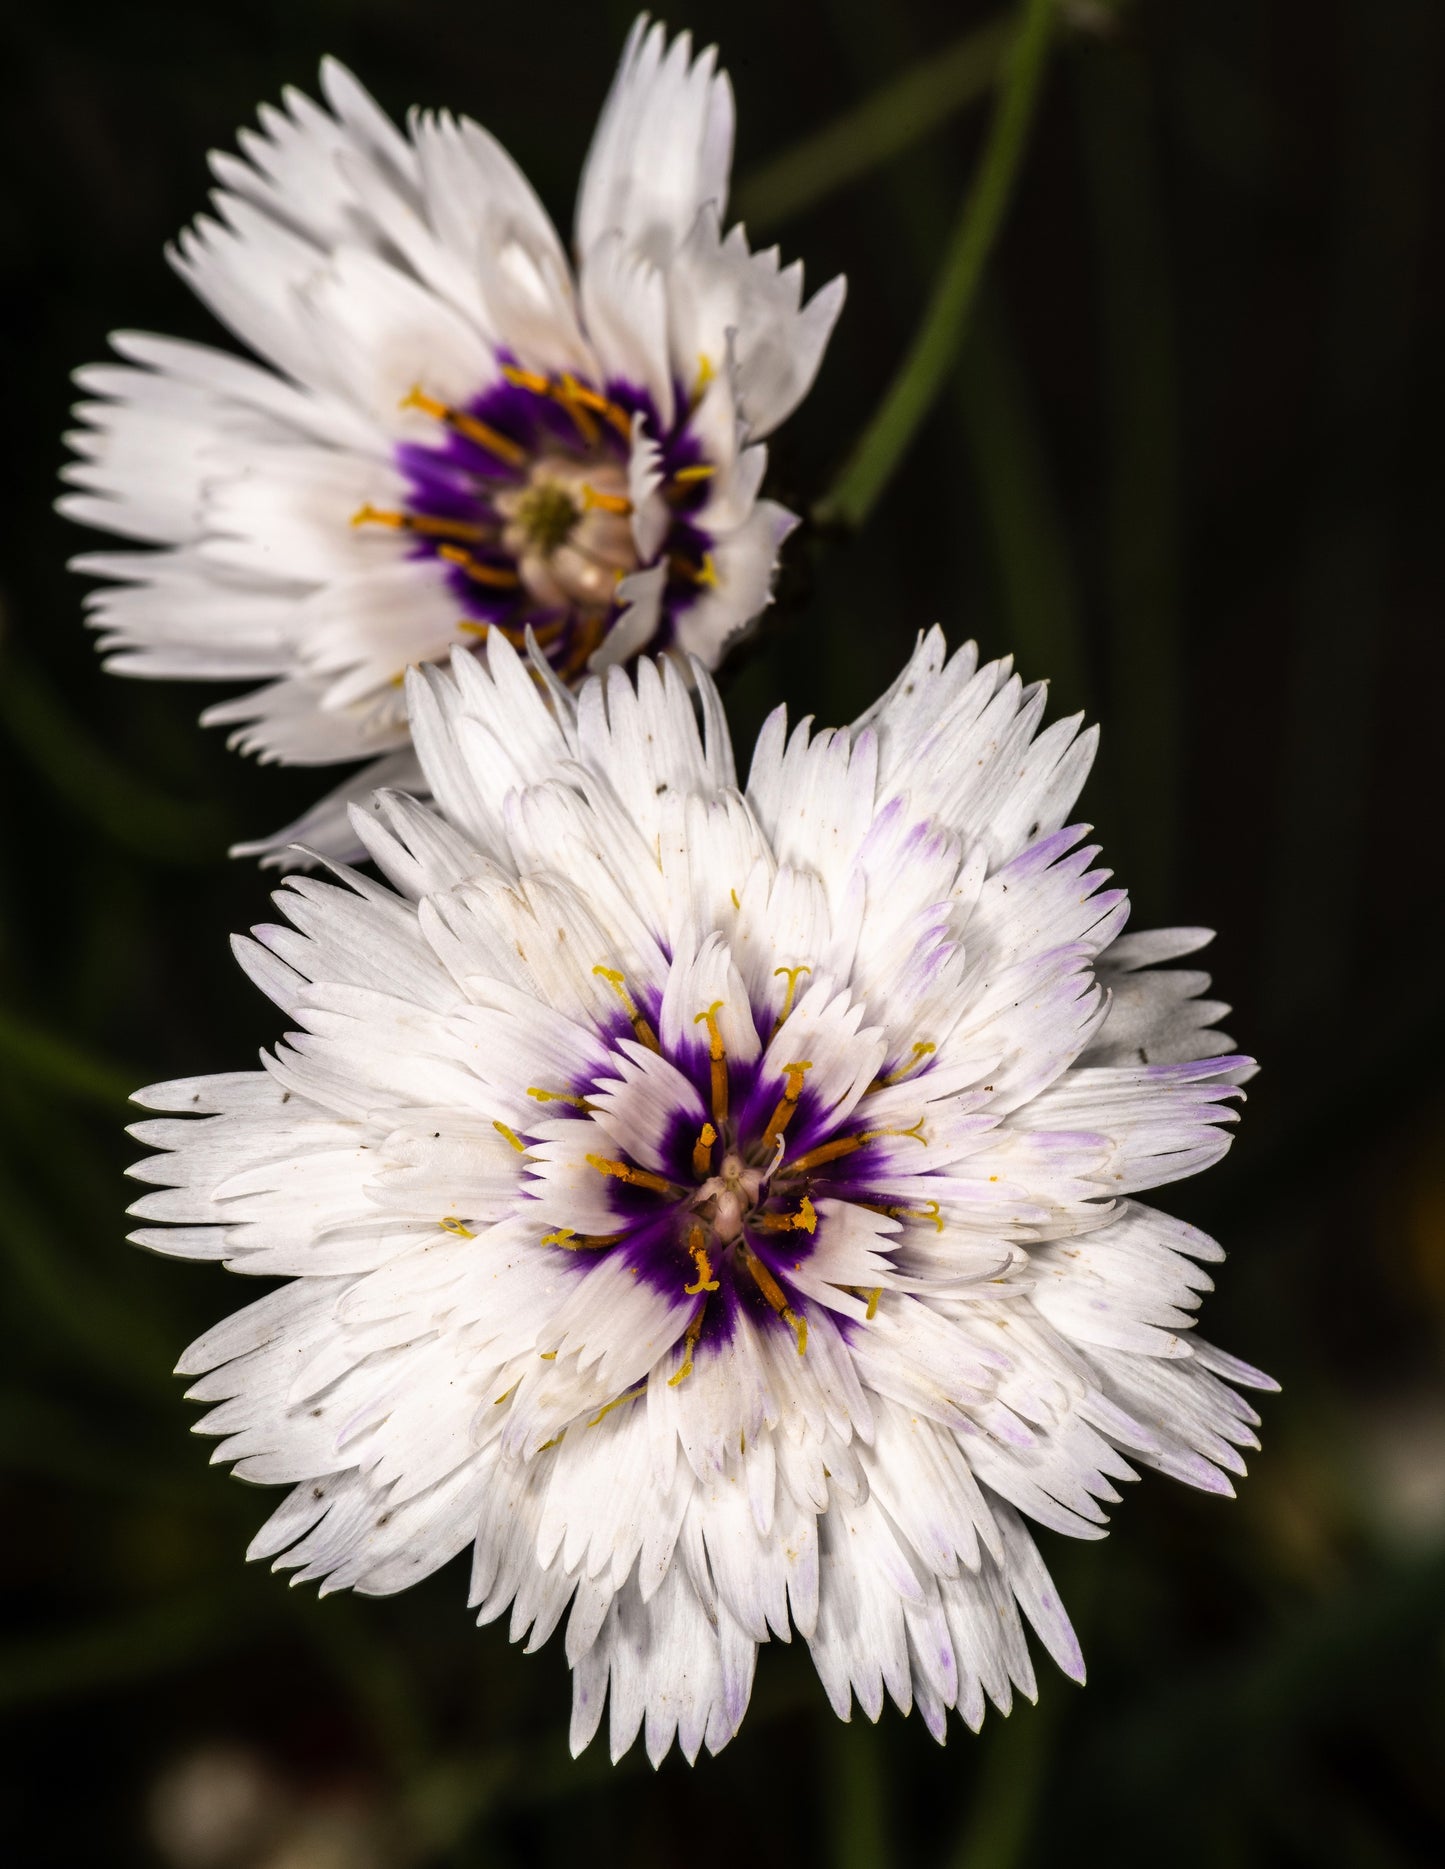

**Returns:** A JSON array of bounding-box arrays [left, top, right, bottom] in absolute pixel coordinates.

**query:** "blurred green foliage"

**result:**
[[3, 0, 1445, 1862]]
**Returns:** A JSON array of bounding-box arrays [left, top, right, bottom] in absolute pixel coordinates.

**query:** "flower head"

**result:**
[[129, 631, 1271, 1762], [62, 20, 843, 859]]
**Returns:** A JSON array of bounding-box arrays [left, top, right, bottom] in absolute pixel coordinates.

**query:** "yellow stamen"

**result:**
[[400, 385, 527, 468], [585, 1153, 678, 1198], [536, 1433, 564, 1452], [581, 483, 633, 516], [558, 373, 634, 442], [588, 1384, 646, 1428], [541, 1227, 625, 1251], [771, 965, 812, 1034], [744, 1248, 807, 1356], [753, 1194, 818, 1236], [457, 620, 491, 640], [499, 364, 552, 396], [693, 1000, 729, 1125], [671, 462, 716, 486], [350, 503, 490, 544], [865, 1288, 882, 1322], [539, 1350, 557, 1360], [493, 1120, 527, 1154], [873, 1040, 938, 1090], [526, 1086, 594, 1112], [671, 551, 719, 588], [684, 1222, 720, 1296], [692, 353, 716, 404], [787, 1116, 928, 1176], [592, 965, 661, 1053], [692, 1121, 717, 1180], [438, 1216, 476, 1239], [437, 543, 522, 589], [762, 1060, 813, 1154], [493, 1381, 519, 1406], [668, 1304, 707, 1387]]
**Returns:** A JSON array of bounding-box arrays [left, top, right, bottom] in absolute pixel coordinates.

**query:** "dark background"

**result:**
[[3, 0, 1444, 1862]]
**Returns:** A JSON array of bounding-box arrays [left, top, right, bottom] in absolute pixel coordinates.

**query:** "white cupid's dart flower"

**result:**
[[61, 21, 843, 861], [129, 632, 1272, 1762]]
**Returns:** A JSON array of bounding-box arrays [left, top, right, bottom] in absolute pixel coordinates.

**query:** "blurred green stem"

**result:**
[[0, 1004, 135, 1108], [816, 0, 1056, 531], [825, 1717, 894, 1869], [734, 14, 1013, 232]]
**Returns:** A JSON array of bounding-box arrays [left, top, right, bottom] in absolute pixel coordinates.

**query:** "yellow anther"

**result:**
[[771, 965, 812, 1033], [787, 1116, 928, 1177], [753, 1194, 818, 1236], [526, 1086, 593, 1111], [493, 1120, 527, 1154], [539, 1350, 557, 1360], [668, 1304, 707, 1387], [692, 353, 716, 403], [694, 1001, 729, 1125], [696, 551, 719, 588], [350, 503, 490, 545], [437, 544, 521, 589], [585, 1153, 678, 1198], [865, 1288, 882, 1322], [438, 1216, 476, 1239], [670, 551, 719, 588], [730, 888, 740, 910], [541, 1227, 625, 1251], [692, 1121, 717, 1179], [875, 1041, 938, 1090], [493, 1380, 519, 1406], [587, 1384, 646, 1428], [762, 1059, 813, 1153], [457, 620, 491, 639], [684, 1223, 720, 1296], [400, 385, 527, 467], [671, 462, 716, 486], [581, 483, 633, 516], [558, 373, 633, 442], [536, 1433, 564, 1452], [499, 364, 552, 396], [593, 965, 661, 1053]]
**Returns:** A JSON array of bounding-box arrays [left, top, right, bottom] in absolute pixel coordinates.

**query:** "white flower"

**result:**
[[61, 20, 844, 861], [128, 631, 1272, 1763]]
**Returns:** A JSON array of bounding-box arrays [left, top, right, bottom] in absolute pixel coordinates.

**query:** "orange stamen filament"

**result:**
[[585, 1153, 678, 1198], [581, 483, 633, 516], [874, 1040, 938, 1090], [694, 1001, 729, 1125], [541, 1227, 624, 1251], [668, 1304, 707, 1387], [770, 965, 812, 1036], [744, 1249, 807, 1355], [752, 1195, 818, 1235], [762, 1060, 813, 1154], [492, 1121, 528, 1154], [692, 1122, 717, 1179], [526, 1086, 594, 1112], [437, 544, 521, 589], [351, 503, 491, 544], [787, 1116, 928, 1177], [400, 386, 527, 468], [684, 1223, 720, 1296], [593, 965, 661, 1053]]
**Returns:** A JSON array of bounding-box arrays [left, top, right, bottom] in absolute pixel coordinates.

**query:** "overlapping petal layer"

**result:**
[[63, 19, 843, 859], [129, 630, 1271, 1761]]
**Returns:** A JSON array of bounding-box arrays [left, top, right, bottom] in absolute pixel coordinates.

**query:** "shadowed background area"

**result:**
[[3, 0, 1444, 1862]]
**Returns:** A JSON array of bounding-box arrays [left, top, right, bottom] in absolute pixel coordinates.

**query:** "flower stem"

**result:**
[[815, 0, 1057, 533], [733, 13, 1014, 233]]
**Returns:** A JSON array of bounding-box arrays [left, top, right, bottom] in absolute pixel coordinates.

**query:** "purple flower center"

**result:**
[[357, 362, 715, 680], [520, 985, 931, 1378]]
